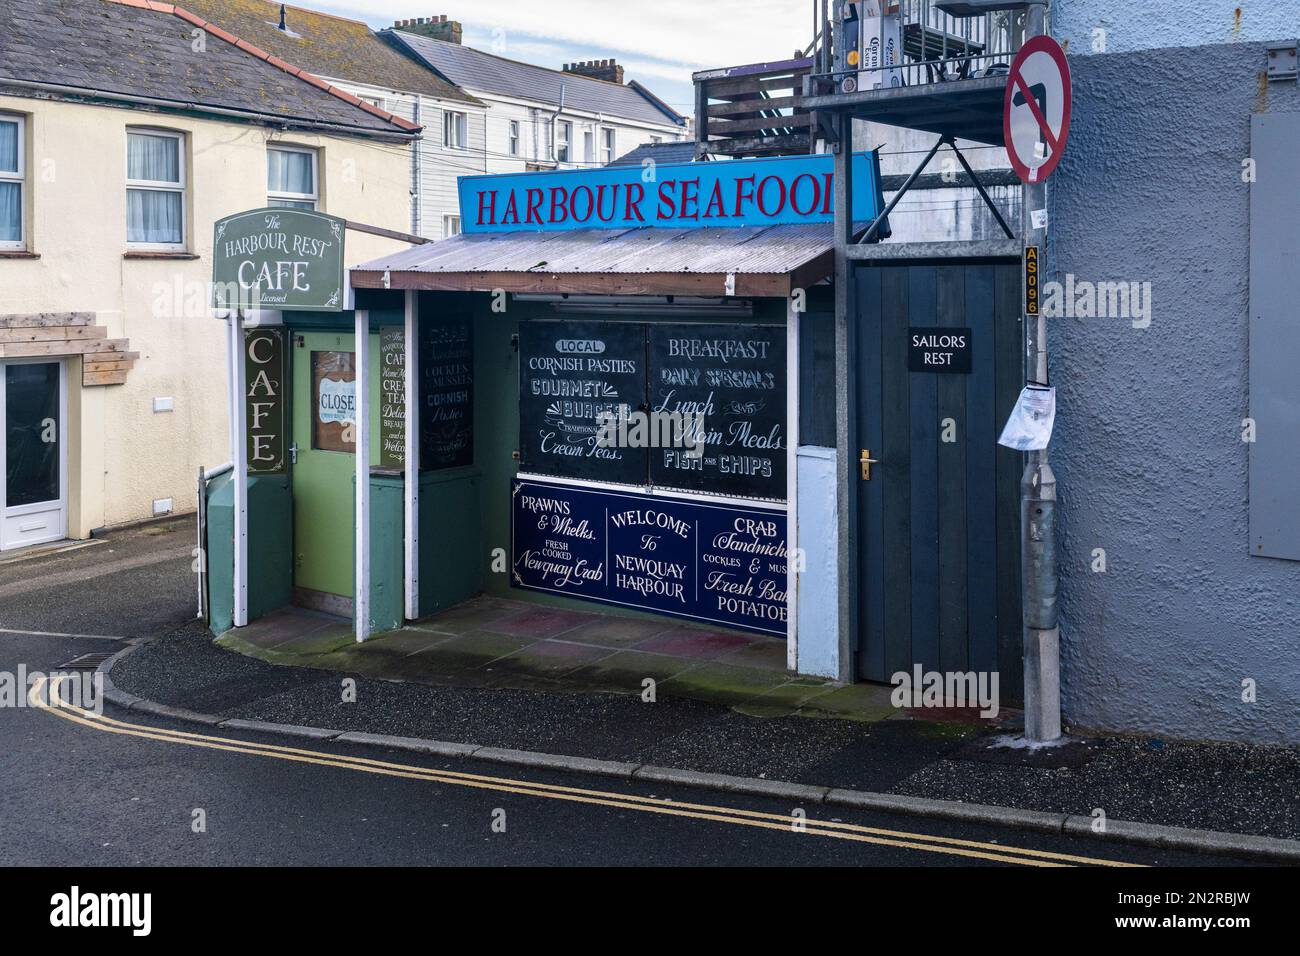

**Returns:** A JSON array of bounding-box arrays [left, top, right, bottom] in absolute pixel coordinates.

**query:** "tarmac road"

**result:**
[[0, 523, 1268, 867]]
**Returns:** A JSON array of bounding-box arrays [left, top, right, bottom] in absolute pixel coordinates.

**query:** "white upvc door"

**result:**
[[0, 359, 68, 551]]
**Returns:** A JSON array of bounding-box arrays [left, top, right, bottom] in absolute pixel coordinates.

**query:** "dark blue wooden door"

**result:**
[[855, 262, 1023, 699]]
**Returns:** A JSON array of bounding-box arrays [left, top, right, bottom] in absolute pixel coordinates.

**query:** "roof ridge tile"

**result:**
[[101, 0, 420, 133]]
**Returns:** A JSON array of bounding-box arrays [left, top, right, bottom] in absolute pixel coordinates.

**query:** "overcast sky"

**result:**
[[308, 1, 812, 113]]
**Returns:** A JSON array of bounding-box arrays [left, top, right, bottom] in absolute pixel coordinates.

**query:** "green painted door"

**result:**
[[291, 328, 385, 603]]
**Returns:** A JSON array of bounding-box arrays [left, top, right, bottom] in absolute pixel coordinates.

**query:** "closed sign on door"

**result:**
[[908, 327, 972, 373]]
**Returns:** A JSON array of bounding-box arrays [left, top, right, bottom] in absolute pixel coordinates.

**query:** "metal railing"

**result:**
[[811, 0, 1026, 92]]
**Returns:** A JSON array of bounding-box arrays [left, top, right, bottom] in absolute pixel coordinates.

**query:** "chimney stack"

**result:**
[[393, 14, 462, 45], [563, 58, 625, 84]]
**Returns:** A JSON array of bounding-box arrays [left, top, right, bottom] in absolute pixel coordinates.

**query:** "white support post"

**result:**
[[354, 308, 371, 642], [785, 296, 800, 672], [230, 310, 249, 628], [404, 290, 420, 621]]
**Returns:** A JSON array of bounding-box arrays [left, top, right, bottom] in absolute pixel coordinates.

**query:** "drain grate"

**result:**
[[54, 652, 115, 671]]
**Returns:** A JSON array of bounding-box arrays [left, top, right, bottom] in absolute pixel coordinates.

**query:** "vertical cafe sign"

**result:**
[[212, 208, 346, 312], [245, 328, 287, 473]]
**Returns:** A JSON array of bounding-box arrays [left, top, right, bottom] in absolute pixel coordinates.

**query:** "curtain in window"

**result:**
[[0, 121, 17, 173], [0, 183, 18, 242], [127, 189, 182, 244], [0, 121, 18, 241], [268, 149, 314, 195], [127, 132, 179, 183]]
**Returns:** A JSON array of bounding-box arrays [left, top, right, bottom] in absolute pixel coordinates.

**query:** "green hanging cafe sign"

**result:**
[[212, 207, 346, 312]]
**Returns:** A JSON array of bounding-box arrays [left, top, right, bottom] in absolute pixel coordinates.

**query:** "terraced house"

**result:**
[[385, 16, 690, 183], [0, 0, 418, 551], [181, 0, 486, 241]]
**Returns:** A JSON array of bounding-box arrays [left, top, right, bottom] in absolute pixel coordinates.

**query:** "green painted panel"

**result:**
[[206, 472, 233, 636], [290, 328, 385, 600], [249, 475, 294, 619], [205, 472, 292, 636], [364, 474, 404, 633], [418, 469, 482, 617]]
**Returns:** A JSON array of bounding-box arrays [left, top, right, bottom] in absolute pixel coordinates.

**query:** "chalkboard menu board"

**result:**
[[518, 320, 647, 484], [379, 327, 406, 470], [648, 324, 786, 498], [420, 314, 474, 470], [513, 478, 788, 636]]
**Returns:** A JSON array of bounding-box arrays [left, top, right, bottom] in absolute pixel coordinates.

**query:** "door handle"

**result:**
[[289, 442, 299, 466], [859, 449, 879, 480]]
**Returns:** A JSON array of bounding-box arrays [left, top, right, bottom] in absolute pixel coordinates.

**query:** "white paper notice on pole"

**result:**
[[998, 386, 1056, 450]]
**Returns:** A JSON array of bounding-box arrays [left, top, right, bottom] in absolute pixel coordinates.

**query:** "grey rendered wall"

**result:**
[[1049, 41, 1300, 744], [1054, 1, 1298, 54]]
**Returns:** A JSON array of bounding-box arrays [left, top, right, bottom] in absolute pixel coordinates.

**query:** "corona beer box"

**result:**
[[859, 0, 904, 90]]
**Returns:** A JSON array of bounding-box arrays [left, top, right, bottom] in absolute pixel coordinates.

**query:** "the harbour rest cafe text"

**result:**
[[204, 151, 1026, 687]]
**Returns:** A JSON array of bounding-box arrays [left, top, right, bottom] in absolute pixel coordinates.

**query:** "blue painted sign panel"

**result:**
[[461, 152, 884, 234], [512, 479, 789, 636]]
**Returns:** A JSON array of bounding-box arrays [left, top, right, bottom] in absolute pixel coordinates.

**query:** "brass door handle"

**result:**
[[860, 449, 879, 480]]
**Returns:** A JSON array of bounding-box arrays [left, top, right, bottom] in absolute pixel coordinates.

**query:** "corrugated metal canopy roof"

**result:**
[[350, 224, 836, 297]]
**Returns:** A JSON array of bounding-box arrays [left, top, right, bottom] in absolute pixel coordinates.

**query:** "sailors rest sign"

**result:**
[[459, 152, 886, 234]]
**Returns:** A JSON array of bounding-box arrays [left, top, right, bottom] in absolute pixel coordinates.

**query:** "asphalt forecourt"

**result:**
[[11, 673, 1285, 938], [96, 641, 1300, 867], [31, 674, 1138, 868]]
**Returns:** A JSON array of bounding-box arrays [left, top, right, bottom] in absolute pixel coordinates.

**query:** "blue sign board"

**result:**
[[512, 479, 788, 636], [461, 152, 885, 234]]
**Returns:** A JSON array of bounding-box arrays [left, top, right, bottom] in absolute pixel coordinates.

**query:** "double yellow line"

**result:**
[[30, 677, 1139, 868]]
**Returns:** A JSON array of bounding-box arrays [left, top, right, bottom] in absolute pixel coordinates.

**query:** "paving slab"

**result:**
[[484, 607, 594, 640], [487, 639, 620, 679], [562, 649, 699, 693], [412, 630, 539, 672], [715, 637, 790, 672], [634, 626, 756, 660], [411, 597, 520, 635], [796, 682, 899, 720], [271, 626, 356, 656], [560, 616, 670, 648], [354, 629, 460, 657], [657, 661, 791, 706], [235, 609, 334, 649]]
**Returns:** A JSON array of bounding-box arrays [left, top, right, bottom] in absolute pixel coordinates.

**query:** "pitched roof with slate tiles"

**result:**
[[609, 140, 699, 167], [383, 29, 687, 129], [0, 0, 418, 139], [179, 0, 481, 106]]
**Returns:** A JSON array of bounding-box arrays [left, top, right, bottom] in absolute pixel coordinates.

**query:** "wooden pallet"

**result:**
[[694, 57, 815, 160], [0, 312, 137, 386]]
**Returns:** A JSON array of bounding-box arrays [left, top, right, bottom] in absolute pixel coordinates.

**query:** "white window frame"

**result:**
[[508, 119, 520, 157], [601, 127, 616, 165], [583, 128, 595, 165], [125, 128, 187, 252], [556, 120, 572, 164], [267, 144, 320, 210], [444, 111, 467, 150], [443, 214, 461, 238], [0, 113, 26, 251]]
